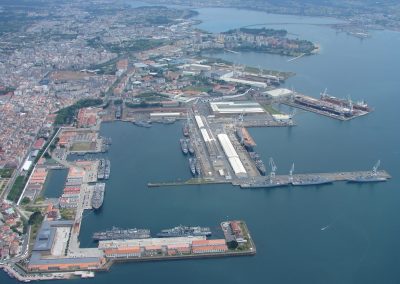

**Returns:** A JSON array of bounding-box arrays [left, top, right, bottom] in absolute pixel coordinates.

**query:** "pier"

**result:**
[[148, 170, 391, 189]]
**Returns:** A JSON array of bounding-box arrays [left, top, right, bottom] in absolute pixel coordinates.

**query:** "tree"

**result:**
[[227, 240, 238, 249], [28, 211, 43, 226], [21, 197, 31, 205]]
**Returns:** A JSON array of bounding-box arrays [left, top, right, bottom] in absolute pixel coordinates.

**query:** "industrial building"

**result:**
[[220, 72, 268, 88], [28, 253, 104, 272], [98, 237, 228, 258], [263, 88, 293, 99], [28, 220, 105, 272], [210, 101, 265, 115], [217, 134, 247, 178]]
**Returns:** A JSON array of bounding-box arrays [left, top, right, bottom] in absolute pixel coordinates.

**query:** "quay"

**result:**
[[148, 170, 391, 189], [98, 220, 255, 265], [148, 178, 231, 188], [281, 92, 372, 121]]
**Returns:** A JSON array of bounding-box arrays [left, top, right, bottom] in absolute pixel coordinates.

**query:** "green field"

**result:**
[[0, 168, 14, 178], [70, 142, 92, 152], [262, 104, 281, 115], [7, 176, 26, 203]]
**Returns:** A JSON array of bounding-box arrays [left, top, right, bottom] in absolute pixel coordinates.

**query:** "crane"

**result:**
[[269, 158, 277, 181], [372, 160, 380, 175], [289, 163, 294, 182]]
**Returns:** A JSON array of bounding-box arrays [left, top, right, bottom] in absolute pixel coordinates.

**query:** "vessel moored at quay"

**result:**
[[91, 183, 106, 210], [157, 225, 212, 238], [320, 90, 372, 112], [97, 159, 111, 180], [93, 227, 151, 241], [189, 157, 197, 176], [182, 123, 189, 137], [180, 138, 188, 154]]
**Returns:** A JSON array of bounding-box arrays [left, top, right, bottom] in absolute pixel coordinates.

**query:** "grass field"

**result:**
[[70, 142, 92, 152]]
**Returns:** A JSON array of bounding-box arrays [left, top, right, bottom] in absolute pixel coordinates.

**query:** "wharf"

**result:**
[[149, 170, 391, 189], [148, 178, 231, 188], [282, 99, 369, 121], [240, 170, 391, 188]]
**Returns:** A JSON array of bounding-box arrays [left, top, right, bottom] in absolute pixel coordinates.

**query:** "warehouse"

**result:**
[[210, 101, 265, 115], [217, 134, 247, 178]]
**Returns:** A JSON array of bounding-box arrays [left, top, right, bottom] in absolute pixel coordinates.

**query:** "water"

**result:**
[[3, 6, 400, 284], [42, 169, 68, 198]]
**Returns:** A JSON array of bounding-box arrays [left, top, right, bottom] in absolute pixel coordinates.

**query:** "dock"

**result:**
[[149, 170, 391, 189], [282, 93, 371, 121]]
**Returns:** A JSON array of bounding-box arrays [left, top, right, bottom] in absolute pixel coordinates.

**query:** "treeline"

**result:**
[[7, 176, 25, 203], [125, 101, 162, 108], [224, 27, 288, 37], [55, 98, 103, 125]]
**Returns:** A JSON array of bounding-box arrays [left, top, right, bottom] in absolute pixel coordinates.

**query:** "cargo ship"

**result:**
[[157, 225, 212, 238], [180, 138, 188, 155], [292, 176, 333, 186], [236, 127, 256, 151], [294, 95, 353, 118], [93, 227, 151, 241], [187, 139, 195, 155], [189, 158, 196, 176], [182, 123, 189, 137], [91, 183, 105, 210], [249, 152, 266, 176], [320, 91, 371, 112]]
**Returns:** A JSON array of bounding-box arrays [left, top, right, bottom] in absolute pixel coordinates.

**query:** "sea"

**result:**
[[2, 4, 400, 284]]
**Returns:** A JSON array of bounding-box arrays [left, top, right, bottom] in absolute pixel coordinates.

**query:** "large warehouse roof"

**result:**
[[210, 101, 265, 114], [263, 88, 293, 98], [217, 134, 247, 178]]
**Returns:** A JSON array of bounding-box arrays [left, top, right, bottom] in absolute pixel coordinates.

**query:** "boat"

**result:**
[[93, 226, 151, 241], [115, 105, 122, 119], [157, 225, 212, 238], [236, 127, 256, 151], [134, 121, 152, 128], [187, 139, 195, 155], [104, 159, 111, 180], [347, 175, 387, 183], [249, 151, 266, 176], [320, 91, 371, 112], [240, 180, 290, 188], [182, 123, 189, 137], [91, 183, 105, 210], [189, 158, 196, 176], [97, 159, 105, 180], [180, 138, 188, 154], [292, 176, 333, 186], [97, 159, 110, 180], [195, 159, 201, 176], [294, 95, 353, 117]]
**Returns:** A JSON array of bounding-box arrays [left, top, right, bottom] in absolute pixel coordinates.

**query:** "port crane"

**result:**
[[269, 158, 277, 181], [289, 163, 294, 182], [372, 160, 381, 175]]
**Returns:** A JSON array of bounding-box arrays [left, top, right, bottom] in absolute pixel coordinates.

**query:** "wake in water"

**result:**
[[321, 224, 330, 231]]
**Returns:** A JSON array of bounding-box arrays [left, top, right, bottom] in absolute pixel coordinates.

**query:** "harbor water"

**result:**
[[3, 5, 400, 284]]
